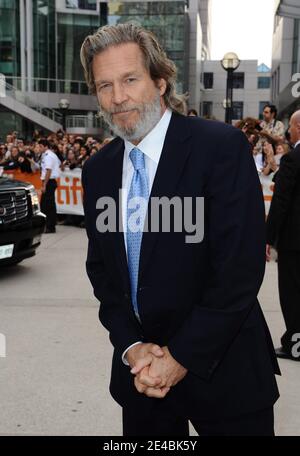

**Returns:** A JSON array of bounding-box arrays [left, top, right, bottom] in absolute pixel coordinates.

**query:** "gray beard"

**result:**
[[99, 91, 162, 142]]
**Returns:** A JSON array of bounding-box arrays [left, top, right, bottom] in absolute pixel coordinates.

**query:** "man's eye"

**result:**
[[99, 84, 110, 91], [126, 78, 136, 83]]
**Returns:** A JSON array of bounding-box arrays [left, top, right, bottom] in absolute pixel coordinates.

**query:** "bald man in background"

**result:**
[[266, 110, 300, 361]]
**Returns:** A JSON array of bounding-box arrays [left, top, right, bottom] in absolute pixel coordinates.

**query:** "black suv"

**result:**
[[0, 176, 46, 266]]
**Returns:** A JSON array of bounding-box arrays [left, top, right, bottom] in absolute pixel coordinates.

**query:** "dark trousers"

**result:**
[[277, 250, 300, 354], [40, 179, 57, 231], [122, 404, 274, 436]]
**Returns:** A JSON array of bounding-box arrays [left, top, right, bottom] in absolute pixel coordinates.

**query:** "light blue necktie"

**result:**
[[126, 147, 149, 322]]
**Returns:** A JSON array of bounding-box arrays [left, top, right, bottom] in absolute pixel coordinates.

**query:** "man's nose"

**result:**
[[112, 83, 128, 105]]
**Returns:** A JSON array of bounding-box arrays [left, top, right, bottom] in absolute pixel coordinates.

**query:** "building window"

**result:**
[[57, 12, 100, 81], [258, 76, 271, 89], [33, 0, 56, 79], [0, 0, 20, 77], [203, 72, 213, 89], [202, 101, 213, 118], [232, 72, 244, 89], [259, 101, 269, 120], [276, 67, 280, 95], [271, 71, 276, 100], [232, 102, 243, 120], [272, 67, 281, 99], [65, 0, 97, 10], [292, 19, 300, 75]]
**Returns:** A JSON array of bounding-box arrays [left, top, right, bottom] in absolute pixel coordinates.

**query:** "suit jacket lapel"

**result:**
[[106, 138, 131, 293], [139, 112, 192, 280]]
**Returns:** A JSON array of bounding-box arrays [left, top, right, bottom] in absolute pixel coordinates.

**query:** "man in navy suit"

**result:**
[[266, 110, 300, 361], [80, 23, 280, 436]]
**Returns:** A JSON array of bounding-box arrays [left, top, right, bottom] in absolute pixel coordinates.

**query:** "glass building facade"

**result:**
[[57, 12, 101, 81], [105, 1, 188, 92], [0, 1, 188, 90], [33, 0, 56, 79], [0, 0, 20, 76]]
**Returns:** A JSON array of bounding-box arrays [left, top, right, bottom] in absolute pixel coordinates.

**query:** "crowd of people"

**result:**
[[187, 103, 291, 178], [0, 129, 113, 173], [235, 104, 290, 177], [0, 130, 114, 230]]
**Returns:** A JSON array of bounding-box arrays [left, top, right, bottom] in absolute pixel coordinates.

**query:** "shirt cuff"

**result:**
[[121, 341, 143, 366]]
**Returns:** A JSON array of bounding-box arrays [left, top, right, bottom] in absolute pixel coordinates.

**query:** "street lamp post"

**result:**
[[221, 52, 240, 124], [58, 98, 70, 132]]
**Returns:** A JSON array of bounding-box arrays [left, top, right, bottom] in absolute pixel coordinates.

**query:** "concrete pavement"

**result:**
[[0, 226, 299, 435]]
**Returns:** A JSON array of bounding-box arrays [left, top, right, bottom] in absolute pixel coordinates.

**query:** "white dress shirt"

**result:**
[[41, 149, 61, 180], [294, 140, 300, 148], [121, 107, 172, 365]]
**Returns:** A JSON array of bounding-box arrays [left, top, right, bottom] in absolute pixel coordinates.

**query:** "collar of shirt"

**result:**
[[294, 140, 300, 148], [261, 119, 274, 128], [123, 107, 172, 164]]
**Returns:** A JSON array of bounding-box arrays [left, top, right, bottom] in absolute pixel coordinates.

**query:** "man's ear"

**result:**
[[157, 78, 167, 96]]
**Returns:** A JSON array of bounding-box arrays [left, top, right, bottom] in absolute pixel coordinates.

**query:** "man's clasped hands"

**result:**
[[126, 343, 188, 398]]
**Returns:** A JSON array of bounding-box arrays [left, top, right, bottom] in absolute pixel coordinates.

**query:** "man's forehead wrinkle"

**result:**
[[93, 44, 143, 71], [94, 60, 144, 85], [96, 61, 139, 72], [95, 69, 140, 85]]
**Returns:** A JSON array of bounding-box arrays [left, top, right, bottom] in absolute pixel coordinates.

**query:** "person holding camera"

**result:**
[[2, 146, 32, 173], [261, 104, 285, 142]]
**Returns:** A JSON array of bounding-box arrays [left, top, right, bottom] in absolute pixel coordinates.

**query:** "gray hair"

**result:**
[[80, 22, 187, 114]]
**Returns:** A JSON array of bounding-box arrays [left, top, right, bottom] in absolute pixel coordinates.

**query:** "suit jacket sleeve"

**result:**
[[81, 161, 142, 355], [266, 148, 300, 247], [167, 128, 266, 381]]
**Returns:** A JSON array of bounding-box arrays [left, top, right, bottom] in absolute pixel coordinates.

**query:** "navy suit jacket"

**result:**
[[266, 144, 300, 251], [82, 113, 280, 420]]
